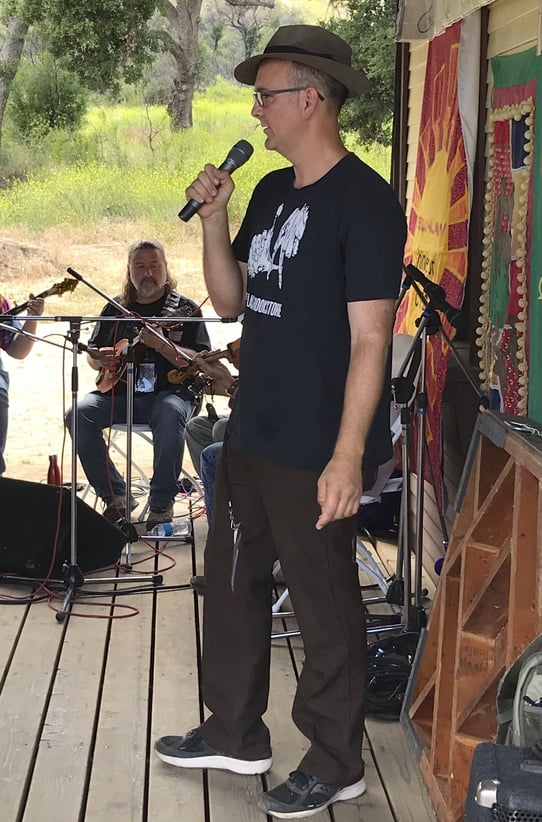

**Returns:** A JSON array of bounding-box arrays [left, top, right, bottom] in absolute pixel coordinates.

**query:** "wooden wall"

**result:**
[[402, 0, 540, 583]]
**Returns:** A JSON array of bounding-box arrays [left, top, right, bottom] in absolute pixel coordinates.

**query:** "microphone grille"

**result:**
[[230, 140, 254, 166]]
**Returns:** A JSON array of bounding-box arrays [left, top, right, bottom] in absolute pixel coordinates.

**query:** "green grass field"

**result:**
[[0, 79, 390, 236]]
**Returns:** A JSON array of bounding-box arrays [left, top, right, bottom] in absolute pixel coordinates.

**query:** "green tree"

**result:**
[[326, 0, 397, 146], [9, 51, 89, 137], [0, 0, 158, 154], [35, 0, 158, 89]]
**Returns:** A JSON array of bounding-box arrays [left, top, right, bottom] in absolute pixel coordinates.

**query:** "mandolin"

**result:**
[[167, 337, 241, 385], [0, 278, 78, 316], [80, 335, 142, 393]]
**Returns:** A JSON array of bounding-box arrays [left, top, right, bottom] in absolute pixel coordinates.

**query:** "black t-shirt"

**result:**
[[230, 153, 406, 472], [88, 291, 211, 395]]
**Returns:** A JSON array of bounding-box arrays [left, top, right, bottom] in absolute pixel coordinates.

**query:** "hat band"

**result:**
[[264, 45, 342, 64]]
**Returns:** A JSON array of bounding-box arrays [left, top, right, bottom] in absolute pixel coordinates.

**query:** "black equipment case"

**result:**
[[464, 741, 542, 821]]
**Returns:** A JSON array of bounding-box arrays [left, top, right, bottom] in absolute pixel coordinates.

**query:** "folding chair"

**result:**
[[106, 423, 204, 522]]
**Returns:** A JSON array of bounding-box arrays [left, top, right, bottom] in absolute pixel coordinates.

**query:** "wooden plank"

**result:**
[[0, 598, 66, 819], [409, 41, 429, 70], [0, 585, 28, 680], [84, 545, 156, 820], [364, 720, 435, 822], [362, 541, 437, 822], [148, 518, 206, 821], [208, 771, 265, 822], [488, 18, 538, 57], [22, 579, 115, 822], [488, 0, 538, 32], [333, 754, 394, 821]]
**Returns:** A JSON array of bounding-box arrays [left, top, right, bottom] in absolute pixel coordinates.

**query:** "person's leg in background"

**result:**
[[200, 441, 223, 521], [65, 391, 128, 501], [185, 414, 214, 477]]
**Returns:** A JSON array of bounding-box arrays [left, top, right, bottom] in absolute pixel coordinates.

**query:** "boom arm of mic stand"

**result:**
[[408, 278, 489, 408], [65, 267, 195, 365]]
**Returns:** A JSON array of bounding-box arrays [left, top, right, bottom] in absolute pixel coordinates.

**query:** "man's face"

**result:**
[[129, 247, 167, 302], [252, 60, 304, 157]]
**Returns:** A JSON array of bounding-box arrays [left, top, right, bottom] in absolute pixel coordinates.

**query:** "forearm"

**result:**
[[334, 302, 395, 465], [7, 320, 38, 359], [334, 338, 389, 465], [158, 341, 197, 366], [201, 213, 245, 317]]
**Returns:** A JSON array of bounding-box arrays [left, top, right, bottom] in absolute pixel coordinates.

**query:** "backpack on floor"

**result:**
[[497, 633, 542, 747]]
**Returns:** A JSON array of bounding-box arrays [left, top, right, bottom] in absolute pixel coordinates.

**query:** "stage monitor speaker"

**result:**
[[0, 477, 125, 577]]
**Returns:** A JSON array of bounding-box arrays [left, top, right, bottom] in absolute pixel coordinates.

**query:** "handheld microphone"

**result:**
[[178, 140, 254, 223], [404, 264, 467, 331]]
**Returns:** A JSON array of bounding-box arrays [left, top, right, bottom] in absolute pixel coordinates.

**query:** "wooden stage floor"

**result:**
[[0, 495, 436, 822]]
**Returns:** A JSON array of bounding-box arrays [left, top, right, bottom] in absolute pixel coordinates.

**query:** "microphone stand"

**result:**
[[0, 316, 163, 620], [58, 315, 162, 624], [393, 271, 487, 633]]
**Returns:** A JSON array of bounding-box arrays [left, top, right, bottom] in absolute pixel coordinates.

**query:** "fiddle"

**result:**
[[167, 337, 241, 385]]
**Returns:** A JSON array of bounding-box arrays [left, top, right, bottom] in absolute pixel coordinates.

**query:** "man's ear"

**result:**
[[302, 87, 320, 117]]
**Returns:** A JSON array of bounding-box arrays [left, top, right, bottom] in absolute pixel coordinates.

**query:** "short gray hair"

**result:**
[[289, 63, 348, 114]]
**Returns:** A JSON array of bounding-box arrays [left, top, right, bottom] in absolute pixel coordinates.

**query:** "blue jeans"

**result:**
[[200, 441, 223, 521], [65, 390, 194, 507]]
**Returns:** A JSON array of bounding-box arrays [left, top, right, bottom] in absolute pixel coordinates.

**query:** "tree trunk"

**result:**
[[0, 17, 30, 154], [156, 0, 203, 131], [167, 69, 196, 129]]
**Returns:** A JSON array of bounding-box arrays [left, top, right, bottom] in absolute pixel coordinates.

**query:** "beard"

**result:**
[[136, 278, 161, 299]]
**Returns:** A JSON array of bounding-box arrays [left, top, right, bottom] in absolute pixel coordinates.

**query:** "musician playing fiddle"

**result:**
[[65, 238, 211, 530], [0, 292, 44, 475]]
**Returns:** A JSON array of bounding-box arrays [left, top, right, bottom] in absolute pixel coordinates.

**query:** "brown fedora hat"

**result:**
[[234, 25, 369, 99]]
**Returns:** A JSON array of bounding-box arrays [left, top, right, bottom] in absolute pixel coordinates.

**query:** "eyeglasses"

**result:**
[[253, 86, 325, 108]]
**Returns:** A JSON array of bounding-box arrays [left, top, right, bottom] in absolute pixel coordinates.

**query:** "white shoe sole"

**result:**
[[263, 776, 367, 819], [155, 749, 272, 775]]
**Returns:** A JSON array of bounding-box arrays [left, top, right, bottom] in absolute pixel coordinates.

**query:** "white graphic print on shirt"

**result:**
[[247, 203, 309, 291]]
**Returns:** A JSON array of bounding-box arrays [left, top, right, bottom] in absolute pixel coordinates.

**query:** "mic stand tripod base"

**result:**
[[55, 561, 164, 623]]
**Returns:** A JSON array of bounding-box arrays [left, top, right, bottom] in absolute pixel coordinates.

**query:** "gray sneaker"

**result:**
[[258, 769, 367, 818], [146, 502, 174, 532], [102, 495, 137, 524], [154, 728, 272, 775]]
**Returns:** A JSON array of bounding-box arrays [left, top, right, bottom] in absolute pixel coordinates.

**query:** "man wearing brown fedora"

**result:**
[[155, 24, 406, 818]]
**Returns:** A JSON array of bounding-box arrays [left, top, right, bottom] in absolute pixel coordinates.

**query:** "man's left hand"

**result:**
[[315, 453, 361, 530], [140, 324, 165, 350]]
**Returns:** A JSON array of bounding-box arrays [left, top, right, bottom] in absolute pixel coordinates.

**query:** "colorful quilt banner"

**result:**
[[477, 49, 541, 418], [395, 20, 471, 502]]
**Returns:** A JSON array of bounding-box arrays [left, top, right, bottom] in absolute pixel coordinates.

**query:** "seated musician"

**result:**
[[0, 292, 44, 475], [65, 238, 211, 531], [185, 354, 239, 519]]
